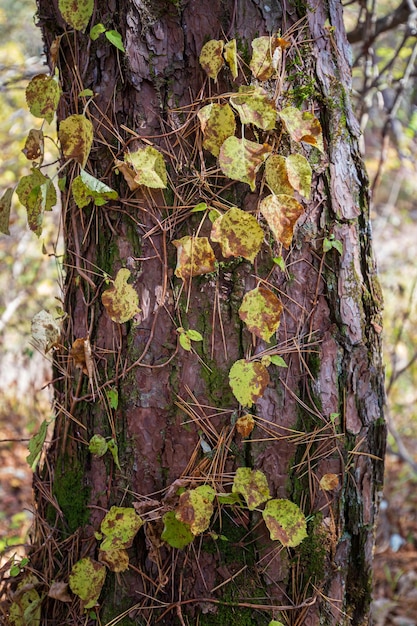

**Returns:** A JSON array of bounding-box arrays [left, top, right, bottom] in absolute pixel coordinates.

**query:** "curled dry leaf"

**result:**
[[22, 129, 44, 162], [278, 106, 324, 152], [319, 473, 339, 491]]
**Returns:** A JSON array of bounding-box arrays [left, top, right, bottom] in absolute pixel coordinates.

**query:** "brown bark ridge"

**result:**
[[27, 0, 385, 624]]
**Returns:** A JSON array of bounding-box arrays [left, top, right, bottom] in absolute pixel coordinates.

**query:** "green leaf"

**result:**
[[88, 434, 108, 457], [268, 621, 285, 626], [211, 207, 264, 263], [278, 107, 324, 152], [101, 268, 140, 324], [272, 256, 286, 271], [219, 136, 271, 191], [72, 169, 118, 208], [260, 194, 304, 249], [0, 188, 13, 235], [323, 235, 343, 254], [230, 85, 276, 131], [224, 39, 238, 79], [58, 0, 94, 31], [172, 236, 216, 281], [16, 169, 57, 236], [232, 467, 270, 511], [179, 332, 192, 351], [161, 511, 194, 549], [25, 74, 61, 124], [107, 438, 121, 470], [78, 88, 94, 97], [59, 114, 94, 168], [198, 103, 236, 157], [229, 359, 270, 407], [106, 388, 119, 409], [239, 286, 283, 342], [190, 202, 208, 213], [176, 485, 215, 535], [90, 23, 106, 40], [186, 329, 203, 341], [125, 146, 167, 188], [26, 420, 49, 471], [262, 499, 307, 547], [105, 30, 125, 52], [285, 153, 312, 199], [199, 39, 224, 82], [269, 355, 288, 368], [69, 558, 106, 609]]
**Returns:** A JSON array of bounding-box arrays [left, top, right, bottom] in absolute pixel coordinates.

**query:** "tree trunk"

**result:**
[[31, 1, 385, 624]]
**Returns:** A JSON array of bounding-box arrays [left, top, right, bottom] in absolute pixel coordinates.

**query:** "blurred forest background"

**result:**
[[0, 1, 417, 624]]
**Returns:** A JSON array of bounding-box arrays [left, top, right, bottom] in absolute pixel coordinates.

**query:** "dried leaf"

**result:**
[[70, 337, 89, 373], [319, 473, 339, 491], [211, 207, 264, 263], [199, 39, 224, 82], [239, 286, 283, 342], [279, 106, 324, 152], [172, 236, 216, 281], [229, 359, 270, 407], [22, 129, 44, 162], [198, 103, 236, 157], [219, 136, 271, 191], [31, 310, 60, 353], [285, 153, 312, 199], [176, 485, 215, 535], [25, 74, 61, 124], [114, 159, 140, 191], [265, 154, 294, 196], [0, 188, 13, 235], [58, 0, 94, 31], [16, 169, 57, 236], [262, 499, 307, 547], [224, 39, 238, 79], [72, 169, 118, 208], [47, 581, 72, 603], [69, 558, 106, 609], [230, 85, 276, 130], [59, 114, 94, 168], [101, 268, 140, 324], [161, 511, 194, 549], [232, 467, 270, 511], [235, 414, 255, 438], [125, 146, 167, 189], [260, 194, 304, 249], [250, 36, 280, 81]]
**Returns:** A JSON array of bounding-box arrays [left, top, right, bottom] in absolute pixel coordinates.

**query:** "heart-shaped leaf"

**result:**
[[26, 74, 61, 124], [59, 114, 94, 168], [239, 286, 283, 342], [219, 136, 271, 191], [72, 169, 118, 208], [262, 499, 307, 547], [198, 103, 236, 157], [230, 85, 276, 130], [279, 107, 324, 152], [211, 207, 264, 263], [161, 511, 194, 549], [69, 558, 106, 609], [232, 467, 270, 510], [229, 359, 270, 407], [125, 146, 167, 188], [260, 194, 304, 249], [235, 414, 255, 438], [58, 0, 93, 31], [172, 236, 216, 281], [199, 39, 224, 82], [101, 268, 140, 324]]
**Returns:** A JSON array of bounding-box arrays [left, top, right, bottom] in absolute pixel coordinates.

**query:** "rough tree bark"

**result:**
[[30, 0, 385, 625]]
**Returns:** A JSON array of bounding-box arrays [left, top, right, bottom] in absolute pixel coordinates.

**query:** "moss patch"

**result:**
[[53, 455, 90, 533]]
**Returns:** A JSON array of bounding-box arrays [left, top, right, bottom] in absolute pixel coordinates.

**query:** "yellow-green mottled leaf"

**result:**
[[59, 114, 94, 168], [26, 420, 49, 471], [106, 388, 119, 409], [0, 188, 13, 235], [101, 268, 140, 324], [58, 0, 93, 31], [211, 207, 264, 263], [72, 169, 118, 208], [172, 236, 216, 281], [219, 136, 271, 191], [100, 507, 143, 571], [99, 548, 129, 573], [260, 194, 304, 249], [176, 485, 215, 535], [279, 107, 324, 152], [229, 359, 270, 407], [26, 74, 61, 124], [232, 467, 270, 511], [198, 103, 236, 157], [125, 146, 167, 188], [69, 558, 106, 608], [161, 511, 194, 549], [250, 36, 279, 81], [22, 129, 44, 162], [16, 169, 57, 236], [230, 85, 276, 130], [31, 310, 60, 353], [224, 39, 238, 79], [239, 286, 283, 342], [89, 434, 108, 457], [285, 153, 312, 199], [262, 499, 307, 547], [199, 39, 224, 82], [265, 154, 294, 196], [107, 438, 121, 470], [9, 575, 41, 626]]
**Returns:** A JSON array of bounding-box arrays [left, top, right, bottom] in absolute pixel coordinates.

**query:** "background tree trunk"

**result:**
[[32, 0, 385, 624]]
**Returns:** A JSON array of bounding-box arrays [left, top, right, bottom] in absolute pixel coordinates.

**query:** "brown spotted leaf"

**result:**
[[285, 153, 312, 199], [219, 136, 271, 191], [239, 286, 283, 342], [199, 39, 224, 82], [278, 107, 324, 152], [172, 236, 216, 281], [230, 85, 276, 131], [250, 36, 280, 81], [0, 188, 13, 235], [262, 499, 307, 547], [101, 268, 140, 324], [58, 0, 93, 31], [25, 74, 61, 124], [232, 467, 270, 510], [211, 207, 264, 263], [236, 414, 255, 438], [265, 154, 294, 196], [69, 558, 106, 609], [260, 194, 304, 249], [22, 129, 44, 162], [59, 114, 93, 168], [16, 168, 57, 236], [99, 506, 144, 572], [125, 146, 167, 189], [224, 39, 238, 79], [198, 103, 236, 157], [229, 359, 270, 407], [176, 485, 215, 535]]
